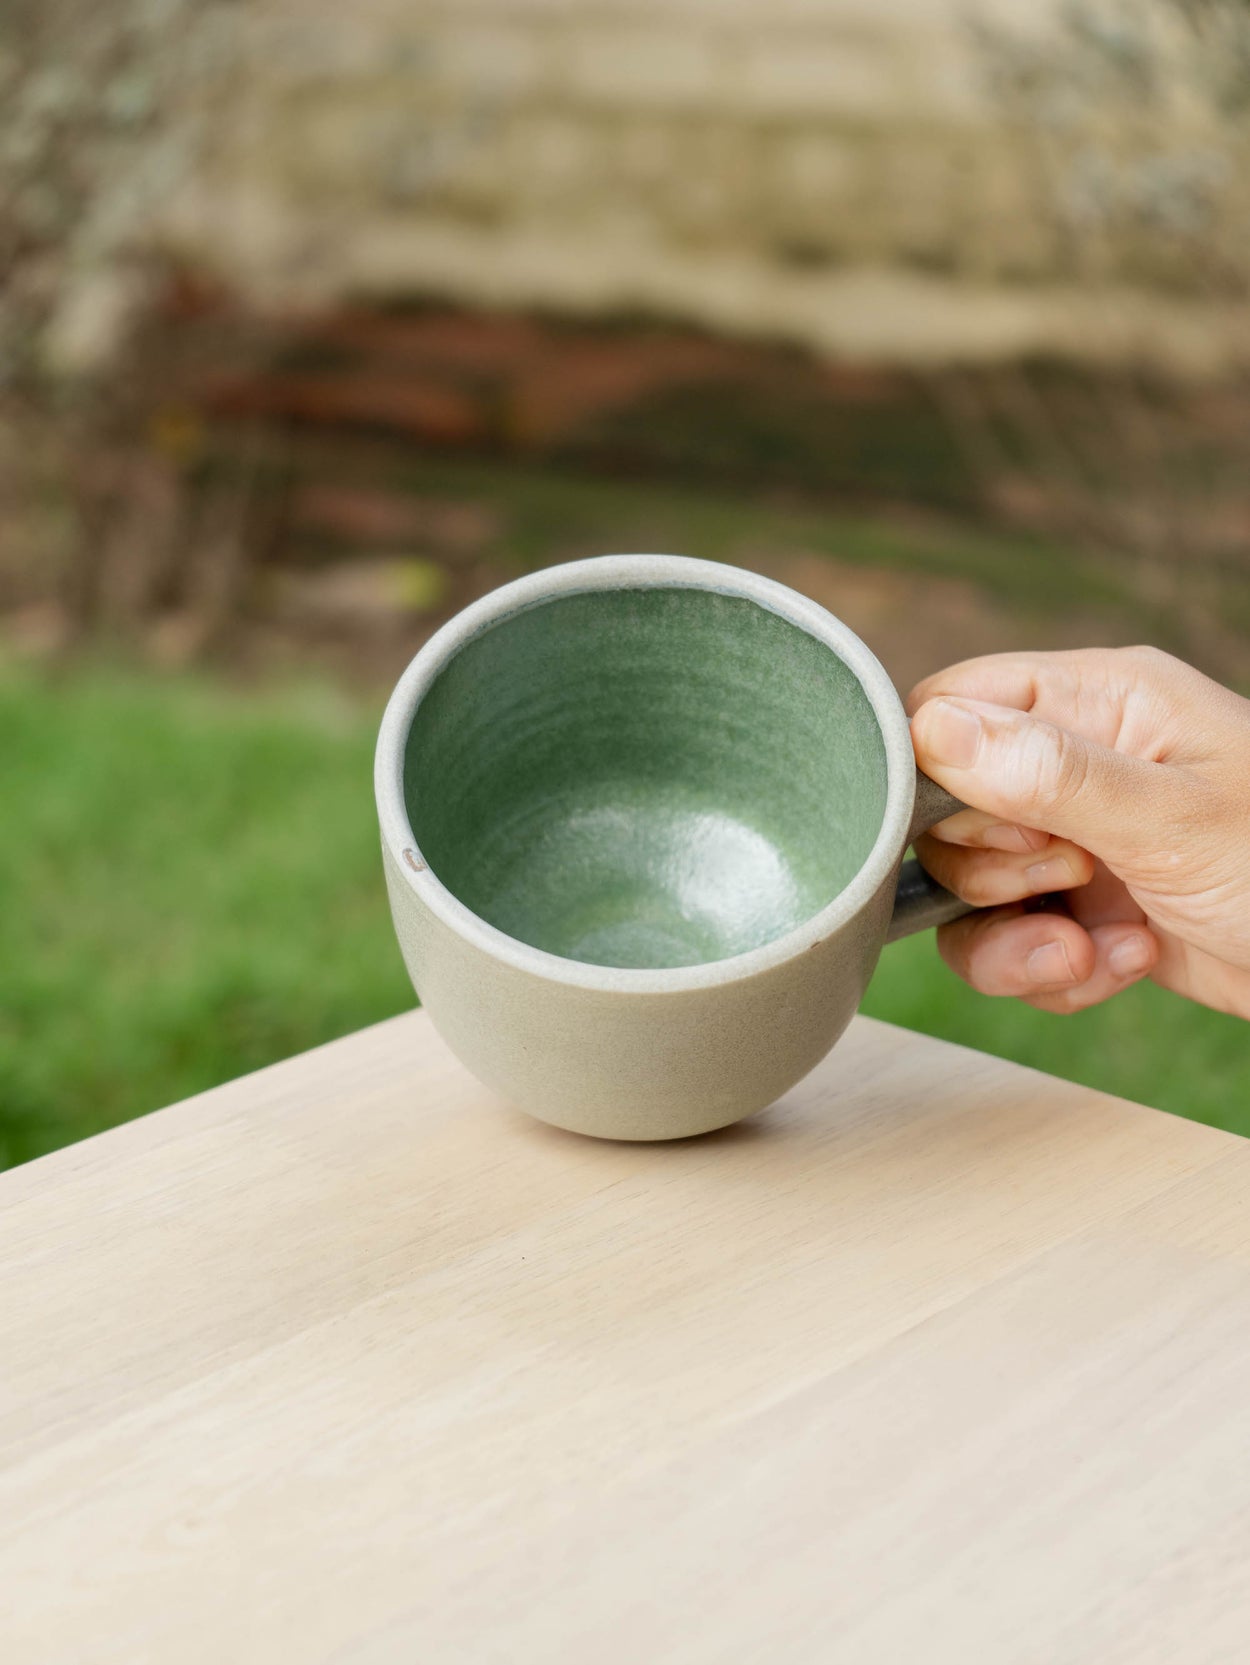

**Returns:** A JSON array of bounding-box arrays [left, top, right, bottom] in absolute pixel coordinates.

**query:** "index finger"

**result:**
[[906, 647, 1205, 747], [905, 653, 1047, 719]]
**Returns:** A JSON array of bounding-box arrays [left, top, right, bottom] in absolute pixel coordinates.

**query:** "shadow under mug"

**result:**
[[376, 555, 973, 1140]]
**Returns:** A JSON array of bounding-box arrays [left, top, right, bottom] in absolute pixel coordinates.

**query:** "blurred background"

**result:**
[[3, 0, 1249, 1166]]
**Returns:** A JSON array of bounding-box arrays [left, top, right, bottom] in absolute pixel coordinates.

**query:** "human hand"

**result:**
[[907, 647, 1250, 1020]]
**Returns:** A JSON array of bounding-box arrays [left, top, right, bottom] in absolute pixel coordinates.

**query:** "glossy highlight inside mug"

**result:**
[[377, 555, 972, 1140]]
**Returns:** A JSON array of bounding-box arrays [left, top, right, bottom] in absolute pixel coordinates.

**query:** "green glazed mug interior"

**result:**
[[404, 584, 888, 971]]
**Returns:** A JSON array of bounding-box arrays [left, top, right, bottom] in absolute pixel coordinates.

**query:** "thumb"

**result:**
[[910, 695, 1174, 868]]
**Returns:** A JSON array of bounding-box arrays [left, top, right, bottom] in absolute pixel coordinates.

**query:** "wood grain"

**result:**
[[1, 1011, 1247, 1663]]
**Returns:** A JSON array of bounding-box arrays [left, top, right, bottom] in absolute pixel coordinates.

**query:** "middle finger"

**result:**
[[915, 831, 1095, 910]]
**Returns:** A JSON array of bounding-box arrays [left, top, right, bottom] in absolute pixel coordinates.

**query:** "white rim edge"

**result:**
[[374, 555, 915, 993]]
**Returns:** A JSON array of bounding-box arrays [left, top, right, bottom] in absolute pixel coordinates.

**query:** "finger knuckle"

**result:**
[[1064, 843, 1097, 885], [1016, 719, 1087, 813], [1118, 644, 1191, 690], [1119, 643, 1173, 671], [961, 948, 1010, 997], [935, 918, 978, 980], [959, 864, 1009, 907], [937, 907, 1023, 993]]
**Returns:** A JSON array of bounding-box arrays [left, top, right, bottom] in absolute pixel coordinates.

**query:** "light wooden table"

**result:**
[[3, 1012, 1249, 1663]]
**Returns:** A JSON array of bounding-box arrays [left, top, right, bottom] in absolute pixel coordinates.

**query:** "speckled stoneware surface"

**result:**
[[376, 555, 968, 1140]]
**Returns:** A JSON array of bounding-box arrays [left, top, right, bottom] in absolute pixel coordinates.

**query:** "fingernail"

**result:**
[[1026, 855, 1077, 892], [1027, 940, 1077, 985], [922, 700, 983, 769], [1109, 935, 1153, 979]]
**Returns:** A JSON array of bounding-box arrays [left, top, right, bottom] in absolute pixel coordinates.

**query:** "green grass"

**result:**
[[1, 660, 1246, 1169], [0, 662, 411, 1168]]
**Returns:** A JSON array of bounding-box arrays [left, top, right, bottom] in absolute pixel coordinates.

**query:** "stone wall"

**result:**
[[164, 0, 1250, 375]]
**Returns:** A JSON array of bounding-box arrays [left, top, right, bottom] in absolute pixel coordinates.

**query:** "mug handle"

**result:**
[[885, 771, 977, 944]]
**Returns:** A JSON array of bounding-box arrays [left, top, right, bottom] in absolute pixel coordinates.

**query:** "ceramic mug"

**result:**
[[376, 554, 973, 1140]]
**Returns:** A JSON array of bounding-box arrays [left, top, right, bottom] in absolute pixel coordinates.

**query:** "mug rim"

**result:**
[[375, 554, 916, 993]]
